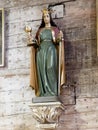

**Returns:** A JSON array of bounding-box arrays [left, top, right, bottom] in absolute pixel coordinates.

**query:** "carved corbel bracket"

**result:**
[[29, 101, 64, 130]]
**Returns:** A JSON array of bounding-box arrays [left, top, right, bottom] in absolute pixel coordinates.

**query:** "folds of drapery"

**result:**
[[30, 27, 66, 96]]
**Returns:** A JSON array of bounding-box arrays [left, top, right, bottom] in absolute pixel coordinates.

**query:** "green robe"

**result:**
[[36, 28, 58, 96]]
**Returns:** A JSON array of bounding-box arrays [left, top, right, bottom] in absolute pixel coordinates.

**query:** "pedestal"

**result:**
[[29, 101, 64, 130]]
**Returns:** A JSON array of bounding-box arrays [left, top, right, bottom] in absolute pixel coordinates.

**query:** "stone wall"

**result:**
[[0, 0, 97, 129]]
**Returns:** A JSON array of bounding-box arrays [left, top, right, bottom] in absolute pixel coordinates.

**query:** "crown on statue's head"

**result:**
[[41, 8, 54, 15]]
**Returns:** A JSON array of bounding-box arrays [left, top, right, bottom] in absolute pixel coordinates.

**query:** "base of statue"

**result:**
[[32, 96, 60, 103], [29, 100, 64, 129]]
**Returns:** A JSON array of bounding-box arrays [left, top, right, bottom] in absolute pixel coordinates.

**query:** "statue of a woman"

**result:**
[[29, 8, 66, 97]]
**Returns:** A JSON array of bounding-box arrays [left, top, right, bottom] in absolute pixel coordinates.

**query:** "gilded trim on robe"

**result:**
[[30, 26, 66, 96]]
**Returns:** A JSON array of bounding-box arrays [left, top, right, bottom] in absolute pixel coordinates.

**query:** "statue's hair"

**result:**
[[39, 13, 57, 29]]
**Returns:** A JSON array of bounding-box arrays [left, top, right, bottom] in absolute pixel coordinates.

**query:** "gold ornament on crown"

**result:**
[[41, 8, 54, 15]]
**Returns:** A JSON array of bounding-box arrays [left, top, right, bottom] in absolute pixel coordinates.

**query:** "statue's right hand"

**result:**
[[27, 38, 34, 46], [27, 36, 38, 48], [27, 35, 33, 44]]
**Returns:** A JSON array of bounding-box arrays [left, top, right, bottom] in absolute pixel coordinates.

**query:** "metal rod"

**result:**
[[58, 40, 62, 95]]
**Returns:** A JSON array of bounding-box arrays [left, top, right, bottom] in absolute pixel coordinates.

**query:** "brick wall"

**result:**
[[0, 0, 97, 129]]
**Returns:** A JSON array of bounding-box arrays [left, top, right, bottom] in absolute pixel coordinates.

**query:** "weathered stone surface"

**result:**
[[0, 0, 74, 8], [0, 0, 97, 130]]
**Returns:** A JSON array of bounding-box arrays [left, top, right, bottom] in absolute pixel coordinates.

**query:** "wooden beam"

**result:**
[[96, 0, 98, 55]]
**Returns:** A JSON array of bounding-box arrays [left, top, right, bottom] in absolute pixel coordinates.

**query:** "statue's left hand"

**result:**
[[58, 31, 63, 40], [56, 30, 64, 43]]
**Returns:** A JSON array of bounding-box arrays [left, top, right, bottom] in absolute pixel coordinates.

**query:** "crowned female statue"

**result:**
[[28, 8, 66, 97]]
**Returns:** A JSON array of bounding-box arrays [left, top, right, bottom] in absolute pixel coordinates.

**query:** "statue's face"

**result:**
[[43, 12, 50, 24]]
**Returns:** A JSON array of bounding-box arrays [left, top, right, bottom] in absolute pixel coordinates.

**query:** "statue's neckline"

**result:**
[[39, 27, 54, 34], [45, 26, 52, 29], [43, 27, 53, 30]]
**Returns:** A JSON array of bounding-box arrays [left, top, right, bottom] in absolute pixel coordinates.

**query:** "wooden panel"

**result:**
[[96, 0, 98, 55]]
